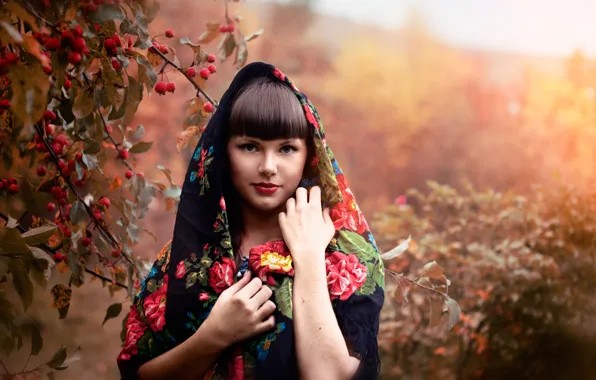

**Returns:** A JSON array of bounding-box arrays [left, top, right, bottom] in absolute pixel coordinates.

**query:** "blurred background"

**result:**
[[11, 0, 596, 378]]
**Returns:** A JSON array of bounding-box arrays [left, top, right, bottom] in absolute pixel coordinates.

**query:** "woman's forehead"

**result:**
[[229, 135, 307, 145]]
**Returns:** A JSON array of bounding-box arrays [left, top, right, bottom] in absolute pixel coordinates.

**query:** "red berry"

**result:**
[[203, 102, 214, 113], [0, 99, 10, 109], [0, 182, 3, 191], [207, 64, 217, 74], [219, 26, 228, 33], [207, 54, 216, 63], [199, 69, 210, 79], [81, 237, 91, 247], [45, 124, 54, 135], [58, 160, 66, 170], [227, 25, 235, 32], [54, 252, 64, 262], [43, 65, 52, 75], [8, 178, 16, 185], [111, 249, 121, 258], [99, 197, 111, 208], [58, 197, 67, 206], [52, 142, 62, 155], [4, 53, 18, 66], [165, 29, 174, 38], [93, 210, 103, 220], [75, 179, 85, 187], [159, 44, 169, 54], [68, 159, 76, 172], [61, 31, 74, 46], [113, 35, 122, 47], [150, 41, 160, 53], [71, 37, 86, 52], [61, 166, 71, 177], [56, 134, 70, 146], [125, 170, 133, 179], [43, 0, 51, 8], [64, 79, 72, 89], [155, 81, 167, 95], [75, 152, 83, 161], [86, 3, 98, 13], [68, 52, 82, 65], [72, 25, 83, 37], [37, 165, 47, 176], [186, 67, 197, 77], [45, 37, 60, 50], [43, 110, 56, 121], [8, 183, 18, 194], [106, 125, 113, 134], [36, 143, 46, 152], [166, 82, 176, 93], [136, 172, 144, 178], [118, 149, 129, 160], [111, 58, 121, 71], [47, 202, 56, 212], [104, 38, 116, 50], [61, 226, 71, 237]]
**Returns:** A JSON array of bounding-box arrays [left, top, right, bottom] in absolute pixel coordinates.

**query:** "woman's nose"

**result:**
[[258, 152, 277, 176]]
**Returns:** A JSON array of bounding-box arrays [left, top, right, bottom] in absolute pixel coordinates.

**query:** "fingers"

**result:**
[[309, 186, 322, 211], [224, 270, 251, 295], [285, 197, 296, 214], [323, 207, 332, 224], [235, 276, 264, 299], [256, 303, 276, 327], [250, 284, 273, 307], [295, 187, 307, 209]]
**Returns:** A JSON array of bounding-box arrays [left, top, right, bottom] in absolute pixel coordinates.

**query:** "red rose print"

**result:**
[[273, 67, 286, 81], [325, 252, 367, 301], [220, 196, 226, 210], [209, 257, 236, 293], [303, 104, 319, 129], [143, 275, 168, 332], [117, 306, 147, 361], [199, 292, 210, 301], [175, 260, 185, 279]]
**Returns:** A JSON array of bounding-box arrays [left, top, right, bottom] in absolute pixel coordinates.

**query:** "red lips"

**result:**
[[254, 182, 279, 195]]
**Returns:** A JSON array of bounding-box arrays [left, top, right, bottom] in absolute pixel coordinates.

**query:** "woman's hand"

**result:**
[[203, 271, 276, 348], [278, 186, 335, 269]]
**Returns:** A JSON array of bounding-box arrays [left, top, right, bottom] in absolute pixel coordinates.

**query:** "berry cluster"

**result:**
[[0, 178, 19, 195]]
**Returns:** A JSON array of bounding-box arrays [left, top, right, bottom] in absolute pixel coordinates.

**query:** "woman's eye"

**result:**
[[240, 144, 257, 152], [280, 145, 296, 154]]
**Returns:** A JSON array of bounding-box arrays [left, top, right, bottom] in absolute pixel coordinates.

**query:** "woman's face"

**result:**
[[227, 135, 308, 213]]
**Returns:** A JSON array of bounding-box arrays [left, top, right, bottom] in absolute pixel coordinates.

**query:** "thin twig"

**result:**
[[386, 269, 449, 299], [0, 212, 128, 289], [34, 124, 134, 266], [0, 359, 10, 376], [21, 353, 31, 373], [150, 44, 219, 108], [81, 73, 133, 171]]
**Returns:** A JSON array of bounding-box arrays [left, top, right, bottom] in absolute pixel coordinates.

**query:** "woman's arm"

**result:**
[[136, 317, 225, 380], [293, 256, 360, 380]]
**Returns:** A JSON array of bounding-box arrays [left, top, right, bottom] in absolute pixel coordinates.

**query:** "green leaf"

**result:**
[[70, 201, 87, 225], [130, 125, 146, 141], [245, 28, 264, 42], [235, 31, 248, 69], [186, 272, 198, 289], [102, 302, 123, 326], [72, 89, 95, 119], [135, 53, 157, 92], [9, 258, 34, 311], [46, 345, 67, 369], [157, 165, 174, 185], [336, 231, 378, 263], [30, 323, 43, 356], [124, 77, 143, 124], [129, 140, 153, 154], [0, 21, 24, 43], [446, 297, 461, 330], [82, 153, 99, 171], [356, 274, 376, 296], [130, 3, 151, 48], [29, 246, 55, 289], [0, 225, 31, 256], [217, 32, 236, 62], [21, 225, 57, 246], [275, 277, 293, 319], [197, 22, 220, 45], [87, 4, 125, 23]]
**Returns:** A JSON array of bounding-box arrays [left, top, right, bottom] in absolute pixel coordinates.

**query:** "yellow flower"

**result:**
[[261, 251, 293, 273], [263, 340, 271, 350]]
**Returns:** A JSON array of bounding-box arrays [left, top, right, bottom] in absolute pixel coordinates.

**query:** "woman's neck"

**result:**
[[240, 204, 283, 248]]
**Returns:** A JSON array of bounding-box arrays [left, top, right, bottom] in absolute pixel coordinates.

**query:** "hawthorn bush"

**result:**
[[374, 182, 596, 379], [0, 0, 263, 377]]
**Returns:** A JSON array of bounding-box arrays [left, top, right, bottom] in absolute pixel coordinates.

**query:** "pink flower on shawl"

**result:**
[[249, 240, 294, 286], [273, 68, 286, 81], [143, 275, 168, 332], [117, 306, 147, 361], [208, 257, 236, 293], [326, 251, 367, 301], [330, 174, 369, 234], [175, 260, 185, 279]]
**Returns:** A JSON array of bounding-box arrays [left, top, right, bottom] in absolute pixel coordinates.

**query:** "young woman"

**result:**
[[117, 62, 385, 380]]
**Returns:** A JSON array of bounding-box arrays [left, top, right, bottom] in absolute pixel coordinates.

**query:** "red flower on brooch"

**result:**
[[249, 240, 294, 285]]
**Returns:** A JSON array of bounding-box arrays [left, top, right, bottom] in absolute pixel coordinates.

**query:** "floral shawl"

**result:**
[[117, 62, 385, 380]]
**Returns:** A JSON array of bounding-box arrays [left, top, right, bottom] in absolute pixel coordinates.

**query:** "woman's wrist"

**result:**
[[192, 316, 230, 354]]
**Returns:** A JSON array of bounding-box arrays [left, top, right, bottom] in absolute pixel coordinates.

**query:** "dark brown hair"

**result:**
[[222, 77, 315, 261], [227, 77, 310, 140]]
